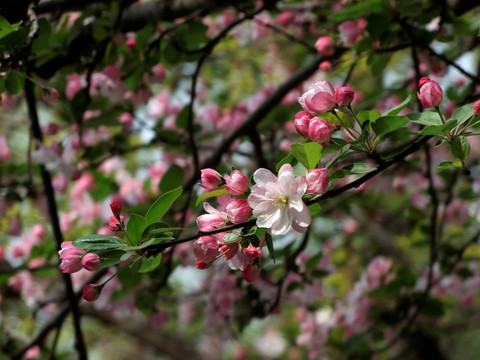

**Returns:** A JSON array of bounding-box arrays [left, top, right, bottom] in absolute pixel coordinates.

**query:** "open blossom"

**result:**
[[58, 242, 84, 273], [417, 77, 443, 108], [248, 164, 311, 235], [298, 81, 336, 115]]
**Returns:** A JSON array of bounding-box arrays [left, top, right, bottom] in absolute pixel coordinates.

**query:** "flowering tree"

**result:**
[[2, 0, 480, 359]]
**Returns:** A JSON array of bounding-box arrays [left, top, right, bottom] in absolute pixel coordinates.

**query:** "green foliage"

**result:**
[[290, 142, 323, 170], [73, 235, 124, 251], [145, 186, 183, 226]]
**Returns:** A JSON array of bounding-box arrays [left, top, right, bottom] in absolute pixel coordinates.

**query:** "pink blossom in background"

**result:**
[[248, 164, 311, 235], [70, 172, 95, 199], [119, 178, 146, 205], [298, 81, 336, 114], [119, 112, 134, 130], [148, 309, 169, 330], [277, 11, 293, 27], [315, 36, 335, 57], [90, 65, 126, 104], [338, 20, 364, 46], [0, 136, 11, 161], [42, 87, 60, 105], [318, 60, 332, 72], [151, 64, 166, 83], [66, 73, 86, 100]]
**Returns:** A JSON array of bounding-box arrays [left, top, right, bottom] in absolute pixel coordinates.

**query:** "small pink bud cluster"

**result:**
[[315, 36, 335, 57], [417, 77, 443, 108], [58, 242, 102, 273], [298, 81, 355, 115], [109, 199, 125, 232], [294, 112, 333, 145], [199, 169, 249, 195]]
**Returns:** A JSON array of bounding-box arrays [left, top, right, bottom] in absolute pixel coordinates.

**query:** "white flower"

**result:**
[[247, 164, 311, 235]]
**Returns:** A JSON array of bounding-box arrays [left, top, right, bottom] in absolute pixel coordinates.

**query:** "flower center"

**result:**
[[273, 195, 288, 207]]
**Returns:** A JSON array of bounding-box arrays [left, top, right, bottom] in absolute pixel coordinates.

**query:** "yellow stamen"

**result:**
[[273, 195, 288, 207]]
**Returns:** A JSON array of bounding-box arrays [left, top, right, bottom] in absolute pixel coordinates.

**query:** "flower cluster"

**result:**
[[295, 81, 354, 144], [58, 242, 101, 273]]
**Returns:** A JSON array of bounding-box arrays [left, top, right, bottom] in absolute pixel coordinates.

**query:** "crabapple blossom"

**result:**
[[193, 236, 219, 263], [315, 36, 335, 57], [58, 242, 84, 273], [109, 215, 124, 232], [298, 81, 336, 115], [82, 284, 102, 302], [318, 60, 332, 72], [224, 170, 249, 195], [417, 77, 443, 108], [248, 164, 311, 235], [306, 168, 329, 194], [225, 198, 252, 224], [334, 86, 355, 107], [294, 111, 313, 138], [199, 168, 224, 191], [110, 200, 122, 217], [473, 100, 480, 116], [308, 117, 331, 143], [244, 244, 262, 259], [242, 261, 261, 283], [81, 253, 102, 271]]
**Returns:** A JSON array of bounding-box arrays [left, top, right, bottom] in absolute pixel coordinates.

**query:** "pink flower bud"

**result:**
[[82, 253, 102, 271], [242, 262, 261, 283], [315, 36, 335, 57], [318, 61, 332, 72], [58, 242, 84, 273], [294, 111, 313, 138], [109, 215, 124, 232], [196, 258, 211, 270], [334, 86, 355, 107], [199, 168, 224, 191], [225, 198, 252, 224], [298, 81, 336, 115], [151, 64, 166, 83], [220, 243, 238, 260], [306, 168, 329, 194], [193, 236, 219, 263], [308, 117, 331, 143], [224, 170, 249, 195], [417, 77, 443, 108], [110, 200, 122, 217], [244, 244, 262, 259], [473, 100, 480, 116], [277, 12, 293, 27], [44, 122, 60, 136], [125, 37, 136, 50], [82, 284, 102, 302]]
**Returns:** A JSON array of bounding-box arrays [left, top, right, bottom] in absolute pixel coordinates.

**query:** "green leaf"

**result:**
[[97, 250, 126, 268], [308, 203, 322, 216], [418, 121, 457, 135], [451, 136, 470, 160], [223, 233, 241, 244], [126, 214, 146, 246], [276, 153, 296, 172], [385, 95, 411, 116], [326, 144, 351, 169], [5, 71, 25, 95], [438, 161, 455, 169], [0, 16, 21, 40], [73, 235, 124, 251], [265, 233, 275, 262], [159, 164, 184, 193], [330, 0, 385, 22], [145, 186, 183, 226], [138, 254, 162, 273], [452, 102, 474, 126], [372, 115, 409, 139], [31, 19, 52, 53], [290, 142, 323, 170], [407, 112, 442, 126], [195, 188, 230, 207], [175, 106, 189, 130], [330, 163, 376, 181], [317, 111, 354, 129], [305, 251, 323, 271], [357, 110, 381, 126]]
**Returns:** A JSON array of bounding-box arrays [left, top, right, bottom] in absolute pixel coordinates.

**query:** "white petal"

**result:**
[[253, 168, 277, 186], [256, 207, 282, 229], [270, 207, 292, 235]]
